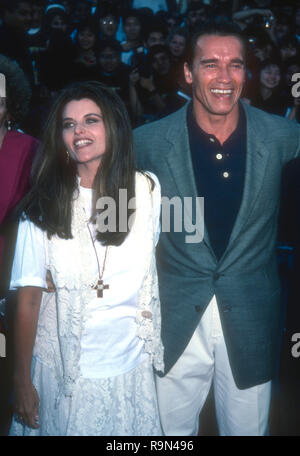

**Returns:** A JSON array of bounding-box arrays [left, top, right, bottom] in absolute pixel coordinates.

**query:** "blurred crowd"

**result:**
[[0, 0, 299, 136]]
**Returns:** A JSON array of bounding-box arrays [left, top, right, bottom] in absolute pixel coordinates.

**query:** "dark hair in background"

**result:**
[[18, 81, 136, 246], [75, 18, 100, 54], [98, 38, 123, 55], [1, 0, 30, 13], [122, 8, 142, 24], [0, 53, 31, 126], [185, 21, 247, 68]]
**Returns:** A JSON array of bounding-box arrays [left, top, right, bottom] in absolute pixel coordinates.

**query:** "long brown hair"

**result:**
[[19, 81, 136, 246]]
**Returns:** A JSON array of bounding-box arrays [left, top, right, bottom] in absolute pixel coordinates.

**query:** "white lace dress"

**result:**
[[9, 172, 164, 436]]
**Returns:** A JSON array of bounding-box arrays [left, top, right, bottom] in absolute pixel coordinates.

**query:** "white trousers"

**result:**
[[156, 296, 272, 436]]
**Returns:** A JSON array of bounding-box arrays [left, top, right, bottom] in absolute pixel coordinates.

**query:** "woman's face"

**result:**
[[50, 14, 67, 33], [169, 34, 186, 58], [78, 28, 96, 51], [260, 64, 281, 89], [62, 98, 106, 169]]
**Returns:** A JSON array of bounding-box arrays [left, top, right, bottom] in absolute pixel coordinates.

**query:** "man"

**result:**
[[133, 22, 300, 436]]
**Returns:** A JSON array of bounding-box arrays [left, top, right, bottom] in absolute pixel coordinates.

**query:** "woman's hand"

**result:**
[[14, 381, 40, 429], [46, 270, 56, 293]]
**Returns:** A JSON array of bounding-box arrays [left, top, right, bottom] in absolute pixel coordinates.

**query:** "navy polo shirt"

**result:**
[[187, 102, 247, 260]]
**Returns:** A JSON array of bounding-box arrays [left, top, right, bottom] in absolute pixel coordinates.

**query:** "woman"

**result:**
[[9, 81, 163, 436], [249, 59, 287, 116], [69, 20, 99, 83], [0, 54, 38, 436], [0, 54, 38, 295]]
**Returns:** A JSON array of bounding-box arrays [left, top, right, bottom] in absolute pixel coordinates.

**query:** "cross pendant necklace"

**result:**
[[94, 278, 109, 298], [86, 222, 109, 298]]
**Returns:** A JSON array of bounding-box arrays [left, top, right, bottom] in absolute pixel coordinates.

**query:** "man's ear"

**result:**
[[184, 62, 193, 85]]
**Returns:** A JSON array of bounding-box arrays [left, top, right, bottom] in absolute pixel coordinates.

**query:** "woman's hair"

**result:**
[[19, 81, 136, 246], [0, 53, 31, 126], [75, 19, 100, 54]]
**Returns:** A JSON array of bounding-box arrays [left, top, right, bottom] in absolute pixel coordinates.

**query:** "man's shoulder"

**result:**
[[243, 103, 300, 136], [133, 104, 188, 142]]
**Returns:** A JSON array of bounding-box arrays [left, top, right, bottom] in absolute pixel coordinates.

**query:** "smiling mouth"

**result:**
[[74, 139, 93, 148], [210, 89, 233, 95]]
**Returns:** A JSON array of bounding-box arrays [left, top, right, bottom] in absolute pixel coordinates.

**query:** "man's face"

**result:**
[[124, 16, 141, 41], [98, 47, 120, 73], [152, 52, 171, 75], [146, 32, 165, 49], [99, 15, 118, 37], [31, 4, 44, 29], [184, 35, 245, 117], [6, 2, 32, 30]]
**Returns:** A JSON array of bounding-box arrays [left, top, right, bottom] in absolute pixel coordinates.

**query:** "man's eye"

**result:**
[[206, 64, 216, 68]]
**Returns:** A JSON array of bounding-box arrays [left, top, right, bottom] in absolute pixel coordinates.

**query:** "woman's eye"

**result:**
[[86, 117, 99, 124], [63, 122, 74, 129]]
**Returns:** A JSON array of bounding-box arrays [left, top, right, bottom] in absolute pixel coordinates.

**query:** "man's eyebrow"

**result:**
[[199, 58, 245, 65], [199, 58, 218, 65], [231, 58, 245, 65]]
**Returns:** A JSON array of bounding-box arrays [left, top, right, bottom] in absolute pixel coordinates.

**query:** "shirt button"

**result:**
[[223, 171, 229, 178], [213, 273, 220, 280], [216, 153, 223, 160], [209, 137, 215, 143], [195, 305, 201, 312]]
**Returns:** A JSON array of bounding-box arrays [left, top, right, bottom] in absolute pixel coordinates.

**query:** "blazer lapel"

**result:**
[[163, 105, 213, 252], [220, 102, 272, 260]]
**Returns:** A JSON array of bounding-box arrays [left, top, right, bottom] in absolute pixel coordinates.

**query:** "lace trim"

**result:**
[[40, 172, 164, 401]]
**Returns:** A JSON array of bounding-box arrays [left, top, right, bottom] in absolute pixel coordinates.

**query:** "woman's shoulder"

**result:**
[[5, 130, 39, 150], [135, 170, 161, 193]]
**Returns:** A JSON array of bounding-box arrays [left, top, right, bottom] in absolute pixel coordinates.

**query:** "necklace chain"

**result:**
[[86, 222, 109, 298]]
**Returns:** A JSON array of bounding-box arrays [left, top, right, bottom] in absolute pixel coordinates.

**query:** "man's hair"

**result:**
[[185, 21, 247, 68], [98, 38, 122, 56], [2, 0, 30, 13]]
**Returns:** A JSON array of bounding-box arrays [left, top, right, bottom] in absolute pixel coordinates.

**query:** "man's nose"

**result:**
[[217, 65, 231, 83]]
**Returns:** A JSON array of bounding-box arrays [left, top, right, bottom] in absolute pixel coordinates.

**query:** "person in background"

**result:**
[[97, 7, 119, 39], [121, 10, 144, 66], [69, 19, 99, 83], [0, 54, 39, 436], [249, 59, 286, 116], [167, 27, 188, 65], [9, 81, 163, 436], [0, 0, 34, 87]]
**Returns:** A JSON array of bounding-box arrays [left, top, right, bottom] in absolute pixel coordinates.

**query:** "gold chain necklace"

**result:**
[[86, 222, 109, 298]]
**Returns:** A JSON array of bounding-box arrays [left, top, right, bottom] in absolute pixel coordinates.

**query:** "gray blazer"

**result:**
[[134, 102, 300, 389]]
